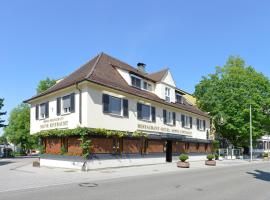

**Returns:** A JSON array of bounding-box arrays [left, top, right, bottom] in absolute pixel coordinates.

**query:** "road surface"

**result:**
[[1, 160, 270, 200]]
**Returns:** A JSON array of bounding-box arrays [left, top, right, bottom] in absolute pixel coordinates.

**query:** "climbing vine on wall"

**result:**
[[35, 127, 148, 139]]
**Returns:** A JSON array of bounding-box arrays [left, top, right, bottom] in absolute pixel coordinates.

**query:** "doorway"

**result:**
[[166, 140, 172, 162]]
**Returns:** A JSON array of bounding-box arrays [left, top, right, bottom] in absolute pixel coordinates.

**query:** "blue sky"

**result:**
[[1, 0, 270, 134]]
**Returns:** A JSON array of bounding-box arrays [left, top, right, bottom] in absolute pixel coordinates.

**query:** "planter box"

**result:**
[[205, 160, 216, 166], [263, 157, 269, 161], [177, 161, 190, 168], [33, 161, 40, 167]]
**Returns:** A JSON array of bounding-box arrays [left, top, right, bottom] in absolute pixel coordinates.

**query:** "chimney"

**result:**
[[137, 63, 146, 73]]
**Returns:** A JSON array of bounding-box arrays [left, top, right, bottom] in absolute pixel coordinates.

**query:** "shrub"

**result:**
[[179, 154, 189, 162], [60, 146, 67, 155], [207, 154, 215, 161], [263, 152, 269, 158], [215, 153, 219, 160]]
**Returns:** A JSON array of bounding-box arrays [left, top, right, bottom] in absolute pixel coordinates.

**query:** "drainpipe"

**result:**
[[75, 82, 82, 124]]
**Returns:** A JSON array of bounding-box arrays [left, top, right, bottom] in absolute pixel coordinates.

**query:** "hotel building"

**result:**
[[26, 53, 213, 169]]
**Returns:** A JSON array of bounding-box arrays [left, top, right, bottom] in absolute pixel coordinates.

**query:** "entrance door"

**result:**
[[166, 140, 172, 162]]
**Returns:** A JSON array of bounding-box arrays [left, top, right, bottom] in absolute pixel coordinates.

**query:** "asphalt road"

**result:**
[[1, 161, 270, 200]]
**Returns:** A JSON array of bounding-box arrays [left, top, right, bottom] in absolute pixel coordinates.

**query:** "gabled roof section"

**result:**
[[25, 52, 208, 117], [147, 68, 168, 82], [25, 53, 102, 101]]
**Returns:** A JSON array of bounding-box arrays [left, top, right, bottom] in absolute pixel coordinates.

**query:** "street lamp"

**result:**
[[250, 104, 253, 162]]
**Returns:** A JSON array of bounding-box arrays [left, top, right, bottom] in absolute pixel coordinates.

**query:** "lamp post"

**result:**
[[250, 104, 253, 162]]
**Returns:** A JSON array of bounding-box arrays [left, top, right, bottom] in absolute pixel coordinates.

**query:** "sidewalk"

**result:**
[[0, 158, 267, 193]]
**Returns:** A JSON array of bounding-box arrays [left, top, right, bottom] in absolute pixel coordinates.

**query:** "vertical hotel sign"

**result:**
[[40, 117, 68, 130]]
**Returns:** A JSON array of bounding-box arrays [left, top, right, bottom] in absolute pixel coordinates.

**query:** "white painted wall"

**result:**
[[30, 86, 88, 134], [29, 82, 210, 140], [85, 84, 209, 139]]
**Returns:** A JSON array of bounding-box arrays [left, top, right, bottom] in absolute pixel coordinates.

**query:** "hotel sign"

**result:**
[[40, 117, 68, 130], [137, 124, 192, 136]]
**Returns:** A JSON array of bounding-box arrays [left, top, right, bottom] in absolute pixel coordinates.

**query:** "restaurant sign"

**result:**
[[137, 124, 192, 136], [40, 117, 68, 130]]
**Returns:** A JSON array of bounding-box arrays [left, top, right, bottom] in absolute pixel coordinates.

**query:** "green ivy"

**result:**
[[35, 127, 148, 139], [79, 135, 92, 159]]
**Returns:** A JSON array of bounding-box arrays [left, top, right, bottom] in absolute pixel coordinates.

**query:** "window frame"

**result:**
[[165, 87, 170, 102], [102, 94, 129, 118], [39, 103, 47, 119], [108, 95, 123, 116], [176, 93, 183, 104], [131, 74, 142, 89], [137, 102, 155, 122], [62, 94, 72, 114], [39, 102, 49, 120], [197, 119, 206, 131], [184, 115, 191, 128]]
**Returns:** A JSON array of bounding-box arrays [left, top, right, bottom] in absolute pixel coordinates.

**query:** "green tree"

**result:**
[[36, 77, 56, 94], [4, 103, 35, 153], [0, 135, 7, 144], [0, 98, 6, 127], [194, 56, 270, 147]]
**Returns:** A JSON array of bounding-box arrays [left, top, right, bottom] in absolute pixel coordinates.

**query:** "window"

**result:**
[[181, 114, 192, 129], [137, 103, 155, 122], [176, 93, 183, 104], [109, 96, 121, 115], [163, 110, 176, 125], [143, 81, 148, 90], [39, 102, 49, 119], [62, 95, 71, 113], [165, 87, 170, 102], [131, 75, 141, 88], [102, 94, 128, 117], [197, 119, 206, 131], [148, 84, 152, 91]]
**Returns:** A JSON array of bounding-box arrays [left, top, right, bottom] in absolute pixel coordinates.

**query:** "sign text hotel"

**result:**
[[137, 124, 192, 136]]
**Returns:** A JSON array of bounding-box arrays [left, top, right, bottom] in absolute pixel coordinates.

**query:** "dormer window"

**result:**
[[176, 93, 183, 104], [143, 81, 152, 91], [131, 75, 141, 89], [143, 81, 148, 90], [165, 87, 170, 102]]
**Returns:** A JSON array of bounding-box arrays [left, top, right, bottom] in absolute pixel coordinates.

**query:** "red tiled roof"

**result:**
[[25, 53, 209, 117]]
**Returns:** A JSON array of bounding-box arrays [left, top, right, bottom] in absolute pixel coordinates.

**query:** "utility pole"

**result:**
[[250, 104, 253, 162]]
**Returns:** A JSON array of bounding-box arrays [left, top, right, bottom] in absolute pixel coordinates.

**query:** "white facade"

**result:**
[[29, 76, 210, 141]]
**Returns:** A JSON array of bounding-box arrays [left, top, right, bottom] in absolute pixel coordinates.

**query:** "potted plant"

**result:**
[[262, 152, 269, 161], [205, 154, 216, 166], [177, 154, 189, 168]]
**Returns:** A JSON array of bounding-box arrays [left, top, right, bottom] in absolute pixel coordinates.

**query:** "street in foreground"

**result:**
[[0, 158, 270, 200]]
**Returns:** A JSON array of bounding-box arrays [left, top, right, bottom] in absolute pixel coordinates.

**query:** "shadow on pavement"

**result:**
[[247, 170, 270, 182], [0, 161, 13, 166]]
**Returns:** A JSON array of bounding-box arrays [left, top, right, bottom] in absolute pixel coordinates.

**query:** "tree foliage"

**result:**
[[4, 103, 36, 153], [36, 77, 56, 94], [195, 56, 270, 147], [0, 98, 6, 127]]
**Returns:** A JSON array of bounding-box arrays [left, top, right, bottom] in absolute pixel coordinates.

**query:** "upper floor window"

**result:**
[[163, 110, 176, 125], [176, 93, 183, 104], [62, 95, 71, 113], [197, 119, 206, 131], [56, 93, 75, 116], [181, 114, 192, 129], [102, 94, 128, 117], [143, 81, 152, 91], [165, 87, 170, 102], [137, 103, 156, 122], [131, 75, 141, 88], [36, 102, 49, 120]]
